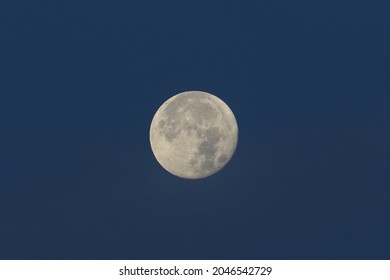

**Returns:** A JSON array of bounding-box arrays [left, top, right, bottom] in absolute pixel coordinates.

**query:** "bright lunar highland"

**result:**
[[150, 91, 238, 179]]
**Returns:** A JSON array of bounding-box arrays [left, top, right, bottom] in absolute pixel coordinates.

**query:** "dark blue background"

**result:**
[[1, 0, 389, 259]]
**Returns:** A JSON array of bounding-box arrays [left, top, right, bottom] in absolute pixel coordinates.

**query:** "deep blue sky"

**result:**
[[1, 0, 389, 259]]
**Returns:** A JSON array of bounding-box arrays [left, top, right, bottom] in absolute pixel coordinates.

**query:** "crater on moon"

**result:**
[[150, 91, 238, 179]]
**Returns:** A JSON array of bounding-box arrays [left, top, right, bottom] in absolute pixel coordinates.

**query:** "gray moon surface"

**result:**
[[150, 91, 238, 179]]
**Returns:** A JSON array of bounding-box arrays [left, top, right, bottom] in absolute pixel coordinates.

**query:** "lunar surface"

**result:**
[[150, 91, 238, 179]]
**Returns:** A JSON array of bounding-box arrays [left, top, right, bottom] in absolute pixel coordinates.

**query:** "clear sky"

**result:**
[[1, 0, 389, 259]]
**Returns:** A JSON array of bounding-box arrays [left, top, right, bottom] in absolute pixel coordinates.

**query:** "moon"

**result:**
[[150, 91, 238, 179]]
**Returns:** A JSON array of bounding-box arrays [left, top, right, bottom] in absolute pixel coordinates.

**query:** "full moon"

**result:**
[[150, 91, 238, 179]]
